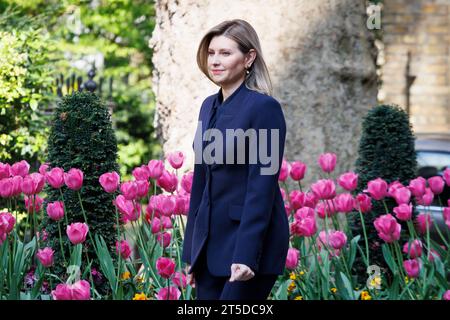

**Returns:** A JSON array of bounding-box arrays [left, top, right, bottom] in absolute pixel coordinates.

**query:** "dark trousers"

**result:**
[[193, 246, 278, 300]]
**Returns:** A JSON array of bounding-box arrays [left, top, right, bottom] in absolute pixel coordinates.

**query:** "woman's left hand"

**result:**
[[229, 263, 255, 282]]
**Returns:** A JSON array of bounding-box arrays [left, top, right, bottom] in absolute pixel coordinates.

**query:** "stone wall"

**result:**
[[150, 0, 378, 187]]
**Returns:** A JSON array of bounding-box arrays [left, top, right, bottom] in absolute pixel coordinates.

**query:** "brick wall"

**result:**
[[380, 0, 450, 134]]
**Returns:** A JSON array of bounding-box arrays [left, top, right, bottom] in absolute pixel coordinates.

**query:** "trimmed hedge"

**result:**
[[349, 104, 418, 282], [42, 91, 119, 289]]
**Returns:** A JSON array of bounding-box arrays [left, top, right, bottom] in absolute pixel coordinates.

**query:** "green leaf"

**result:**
[[29, 99, 38, 111]]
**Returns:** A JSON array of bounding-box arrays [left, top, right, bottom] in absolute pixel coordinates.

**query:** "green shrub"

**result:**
[[42, 91, 119, 290], [349, 104, 418, 282]]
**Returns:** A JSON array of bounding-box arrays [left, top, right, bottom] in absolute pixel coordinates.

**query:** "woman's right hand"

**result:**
[[185, 264, 195, 287]]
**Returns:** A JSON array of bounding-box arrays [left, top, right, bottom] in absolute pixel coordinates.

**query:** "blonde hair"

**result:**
[[197, 19, 273, 96]]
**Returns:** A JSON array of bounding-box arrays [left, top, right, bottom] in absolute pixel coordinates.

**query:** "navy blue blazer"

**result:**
[[181, 81, 290, 277]]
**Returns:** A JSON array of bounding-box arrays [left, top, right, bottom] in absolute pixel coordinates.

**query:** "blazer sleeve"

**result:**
[[181, 98, 209, 265], [231, 96, 286, 272]]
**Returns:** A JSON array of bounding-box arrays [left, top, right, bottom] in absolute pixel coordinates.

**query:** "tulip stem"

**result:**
[[114, 203, 122, 297], [358, 209, 370, 267], [57, 221, 67, 267], [59, 188, 69, 227], [77, 190, 96, 251], [382, 200, 389, 214]]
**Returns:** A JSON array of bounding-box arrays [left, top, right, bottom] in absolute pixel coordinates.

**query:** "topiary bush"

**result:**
[[349, 104, 418, 282], [42, 91, 119, 289]]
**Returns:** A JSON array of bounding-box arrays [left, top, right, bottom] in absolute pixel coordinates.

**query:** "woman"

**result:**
[[181, 19, 289, 300]]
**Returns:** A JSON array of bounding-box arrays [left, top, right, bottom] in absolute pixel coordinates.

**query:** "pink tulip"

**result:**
[[24, 195, 44, 214], [364, 178, 388, 200], [403, 259, 421, 278], [46, 201, 65, 221], [135, 180, 149, 199], [443, 207, 450, 229], [353, 193, 372, 213], [392, 187, 411, 205], [443, 290, 450, 300], [285, 248, 300, 270], [10, 160, 30, 177], [415, 214, 433, 235], [132, 165, 150, 181], [408, 177, 426, 198], [416, 188, 434, 206], [428, 176, 445, 195], [116, 240, 132, 259], [291, 217, 317, 237], [311, 179, 336, 200], [316, 200, 337, 219], [303, 192, 318, 208], [402, 240, 423, 259], [443, 168, 450, 187], [11, 176, 22, 197], [46, 167, 65, 189], [156, 195, 177, 217], [328, 230, 347, 250], [284, 203, 291, 217], [337, 172, 358, 192], [120, 181, 138, 200], [0, 162, 10, 179], [290, 161, 306, 181], [156, 257, 176, 279], [181, 172, 194, 194], [157, 231, 172, 248], [39, 163, 49, 176], [387, 181, 404, 198], [174, 195, 189, 215], [0, 212, 15, 234], [51, 283, 72, 300], [167, 151, 185, 170], [64, 168, 83, 190], [374, 214, 401, 243], [428, 248, 441, 263], [318, 153, 337, 173], [113, 195, 141, 223], [70, 280, 91, 300], [99, 171, 120, 193], [278, 159, 290, 182], [157, 286, 181, 300], [148, 160, 165, 179], [289, 190, 304, 210], [36, 247, 55, 267], [156, 170, 178, 193], [172, 272, 187, 288], [294, 207, 315, 220], [335, 193, 354, 213], [66, 222, 89, 245], [21, 173, 45, 195], [0, 178, 14, 198], [393, 203, 413, 221]]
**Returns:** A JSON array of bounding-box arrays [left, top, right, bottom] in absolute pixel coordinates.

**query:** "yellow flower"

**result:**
[[132, 292, 148, 300], [360, 291, 372, 300], [294, 295, 303, 300], [370, 276, 381, 288], [287, 281, 296, 292], [299, 271, 305, 276], [290, 272, 297, 280], [330, 287, 337, 293], [404, 276, 409, 284], [121, 271, 131, 280]]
